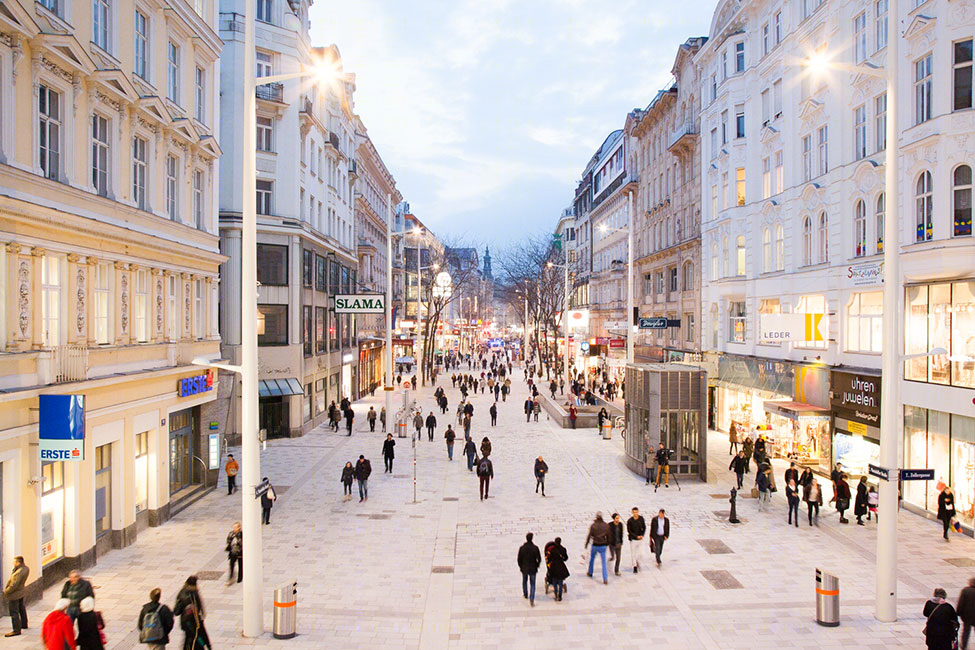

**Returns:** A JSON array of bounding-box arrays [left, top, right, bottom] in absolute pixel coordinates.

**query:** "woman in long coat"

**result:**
[[173, 576, 212, 650], [854, 476, 869, 525]]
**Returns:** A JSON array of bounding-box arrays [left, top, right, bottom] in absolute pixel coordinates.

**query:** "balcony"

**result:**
[[668, 121, 697, 153], [300, 96, 313, 114], [328, 132, 340, 150], [256, 82, 284, 103]]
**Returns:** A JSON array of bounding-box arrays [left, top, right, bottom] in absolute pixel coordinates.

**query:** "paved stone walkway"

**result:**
[[6, 366, 972, 649]]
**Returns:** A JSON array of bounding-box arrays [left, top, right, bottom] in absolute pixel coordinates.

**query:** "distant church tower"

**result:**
[[483, 246, 493, 280]]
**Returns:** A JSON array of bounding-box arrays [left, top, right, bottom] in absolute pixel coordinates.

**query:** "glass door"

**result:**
[[169, 409, 195, 493], [95, 444, 112, 537]]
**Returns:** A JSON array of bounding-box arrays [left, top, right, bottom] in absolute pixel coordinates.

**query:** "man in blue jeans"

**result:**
[[585, 512, 612, 584], [516, 532, 541, 606], [354, 455, 372, 502]]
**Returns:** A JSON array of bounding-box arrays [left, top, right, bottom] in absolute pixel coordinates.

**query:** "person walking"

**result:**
[[804, 478, 823, 526], [957, 577, 975, 650], [225, 454, 238, 495], [798, 466, 814, 489], [173, 576, 212, 650], [344, 406, 355, 436], [609, 513, 625, 577], [260, 478, 276, 525], [380, 406, 387, 433], [626, 508, 647, 573], [532, 399, 541, 422], [382, 434, 395, 473], [367, 407, 377, 432], [341, 461, 355, 500], [413, 412, 424, 440], [741, 437, 753, 474], [517, 533, 542, 607], [786, 480, 800, 527], [61, 570, 94, 621], [568, 404, 577, 429], [464, 436, 477, 471], [545, 538, 569, 602], [480, 436, 492, 459], [3, 556, 28, 636], [476, 455, 494, 500], [655, 443, 671, 489], [835, 473, 851, 524], [534, 456, 548, 496], [489, 402, 498, 427], [463, 413, 472, 438], [854, 476, 869, 525], [939, 485, 957, 542], [355, 455, 372, 502], [426, 412, 437, 441], [138, 588, 174, 649], [225, 522, 242, 585], [524, 398, 532, 423], [924, 587, 960, 650], [445, 425, 456, 460], [439, 395, 448, 415], [42, 600, 74, 650], [76, 596, 104, 650], [757, 468, 771, 512], [729, 421, 739, 455], [784, 461, 799, 486], [584, 512, 611, 584], [650, 509, 670, 566], [729, 451, 747, 489]]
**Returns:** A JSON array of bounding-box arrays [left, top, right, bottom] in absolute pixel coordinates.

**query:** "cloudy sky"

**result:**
[[308, 0, 718, 252]]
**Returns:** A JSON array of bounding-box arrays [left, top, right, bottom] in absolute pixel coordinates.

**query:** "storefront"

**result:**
[[904, 407, 975, 531], [762, 401, 831, 471], [829, 369, 882, 478], [713, 354, 794, 434], [358, 338, 384, 396]]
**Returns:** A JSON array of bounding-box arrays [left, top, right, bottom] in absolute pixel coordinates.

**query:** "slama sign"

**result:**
[[334, 295, 385, 313]]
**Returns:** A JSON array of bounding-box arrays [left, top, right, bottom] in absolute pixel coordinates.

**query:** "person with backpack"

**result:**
[[226, 523, 242, 585], [517, 532, 542, 607], [382, 435, 396, 473], [173, 576, 211, 650], [355, 455, 372, 502], [445, 425, 456, 461], [139, 588, 175, 649], [477, 456, 494, 500], [463, 436, 477, 471]]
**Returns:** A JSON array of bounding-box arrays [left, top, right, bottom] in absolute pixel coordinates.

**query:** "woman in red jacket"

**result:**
[[42, 599, 75, 650]]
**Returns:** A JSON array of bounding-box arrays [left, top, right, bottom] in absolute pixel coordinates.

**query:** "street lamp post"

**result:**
[[385, 194, 394, 441]]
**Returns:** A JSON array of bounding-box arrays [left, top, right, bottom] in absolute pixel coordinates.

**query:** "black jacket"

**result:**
[[649, 516, 670, 539], [626, 515, 646, 540], [784, 467, 799, 485], [534, 459, 548, 478], [938, 491, 956, 521], [426, 415, 437, 429], [76, 610, 104, 650], [341, 465, 355, 484], [226, 529, 242, 557], [656, 448, 670, 466], [854, 482, 869, 515], [463, 439, 476, 456], [489, 405, 498, 417], [545, 542, 570, 582], [609, 521, 624, 545], [798, 469, 814, 487], [476, 457, 494, 478], [923, 599, 959, 650], [382, 439, 395, 459], [355, 459, 372, 480], [517, 541, 542, 574], [139, 602, 175, 645], [958, 586, 975, 624], [729, 455, 748, 474], [173, 586, 205, 629]]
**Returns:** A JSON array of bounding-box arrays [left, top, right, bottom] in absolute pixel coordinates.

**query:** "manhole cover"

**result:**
[[393, 474, 411, 478], [443, 497, 459, 501], [196, 571, 224, 581], [701, 570, 743, 589], [697, 539, 733, 554], [431, 566, 454, 573], [369, 514, 391, 520], [945, 557, 975, 567]]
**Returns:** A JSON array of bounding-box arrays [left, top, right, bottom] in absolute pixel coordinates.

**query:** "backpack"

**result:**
[[140, 605, 164, 643], [477, 459, 491, 477]]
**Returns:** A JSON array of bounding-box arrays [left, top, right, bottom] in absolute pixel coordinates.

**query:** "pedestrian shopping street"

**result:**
[[8, 371, 973, 650]]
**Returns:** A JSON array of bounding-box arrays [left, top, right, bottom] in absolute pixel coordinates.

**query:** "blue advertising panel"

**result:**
[[39, 394, 86, 461]]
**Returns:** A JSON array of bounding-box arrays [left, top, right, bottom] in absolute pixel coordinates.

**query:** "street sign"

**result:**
[[255, 478, 272, 499], [333, 294, 385, 313], [758, 313, 828, 343], [639, 317, 668, 329], [868, 463, 890, 481], [900, 468, 935, 481]]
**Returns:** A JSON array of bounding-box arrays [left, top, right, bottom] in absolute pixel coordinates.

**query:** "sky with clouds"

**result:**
[[308, 0, 719, 253]]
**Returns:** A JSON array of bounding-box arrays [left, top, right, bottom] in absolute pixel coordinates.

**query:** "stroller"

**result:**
[[542, 540, 568, 597]]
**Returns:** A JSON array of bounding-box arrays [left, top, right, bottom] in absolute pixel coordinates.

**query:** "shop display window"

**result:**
[[135, 432, 149, 513], [953, 282, 975, 388], [905, 281, 975, 387], [952, 415, 975, 526], [904, 405, 928, 509], [41, 461, 64, 566], [928, 409, 951, 506], [834, 432, 880, 477], [903, 406, 975, 527]]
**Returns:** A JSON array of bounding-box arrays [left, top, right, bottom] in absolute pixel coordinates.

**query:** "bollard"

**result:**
[[397, 421, 407, 438], [601, 423, 612, 439], [815, 568, 839, 626], [272, 581, 298, 639]]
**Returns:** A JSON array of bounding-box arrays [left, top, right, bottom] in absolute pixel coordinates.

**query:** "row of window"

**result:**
[[644, 262, 695, 300], [300, 249, 357, 293], [300, 305, 355, 356]]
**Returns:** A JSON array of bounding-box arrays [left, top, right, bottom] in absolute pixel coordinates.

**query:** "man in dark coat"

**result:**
[[426, 412, 437, 441], [344, 406, 355, 436], [463, 436, 477, 471], [3, 556, 28, 636], [382, 434, 395, 473], [60, 570, 94, 620], [260, 477, 276, 525], [649, 509, 670, 566], [354, 455, 372, 502], [489, 403, 498, 426], [524, 398, 533, 422], [517, 533, 542, 606], [729, 451, 747, 489], [534, 456, 548, 496], [138, 587, 174, 648], [439, 394, 448, 414], [957, 577, 975, 650]]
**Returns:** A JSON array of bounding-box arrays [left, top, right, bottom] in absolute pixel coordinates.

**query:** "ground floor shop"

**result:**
[[0, 367, 220, 600], [358, 339, 384, 397]]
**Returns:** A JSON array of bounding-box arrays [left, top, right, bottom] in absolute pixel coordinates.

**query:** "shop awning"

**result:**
[[258, 378, 304, 397], [764, 400, 829, 420]]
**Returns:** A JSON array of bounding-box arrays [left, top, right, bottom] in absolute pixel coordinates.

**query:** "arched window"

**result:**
[[953, 165, 972, 237], [818, 211, 829, 263], [854, 200, 867, 257], [722, 236, 729, 277], [774, 224, 784, 271], [802, 217, 813, 266], [711, 243, 718, 281], [762, 227, 771, 272], [916, 170, 933, 242], [736, 235, 746, 276], [875, 193, 885, 253]]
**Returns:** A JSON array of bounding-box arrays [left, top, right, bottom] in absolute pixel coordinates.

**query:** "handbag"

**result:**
[[750, 487, 759, 499]]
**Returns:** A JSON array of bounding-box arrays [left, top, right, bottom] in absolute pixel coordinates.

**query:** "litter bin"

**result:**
[[397, 420, 407, 438], [815, 568, 839, 627], [273, 581, 298, 639], [601, 423, 612, 439]]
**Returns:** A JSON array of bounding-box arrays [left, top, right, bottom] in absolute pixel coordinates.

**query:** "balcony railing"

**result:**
[[52, 345, 88, 383], [256, 82, 284, 103], [668, 121, 698, 150]]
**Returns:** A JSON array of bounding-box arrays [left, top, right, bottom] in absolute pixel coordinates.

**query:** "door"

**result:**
[[169, 409, 195, 493], [259, 397, 288, 439], [708, 386, 717, 430], [94, 444, 112, 537]]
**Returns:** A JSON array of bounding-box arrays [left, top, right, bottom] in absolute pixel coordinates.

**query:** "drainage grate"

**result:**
[[393, 474, 411, 478], [697, 539, 734, 554], [945, 557, 975, 567], [700, 570, 743, 589], [196, 571, 224, 581], [443, 497, 459, 501], [431, 566, 454, 574], [369, 514, 392, 520]]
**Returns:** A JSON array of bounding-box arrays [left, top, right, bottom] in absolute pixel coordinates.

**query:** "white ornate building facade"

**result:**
[[0, 0, 224, 596]]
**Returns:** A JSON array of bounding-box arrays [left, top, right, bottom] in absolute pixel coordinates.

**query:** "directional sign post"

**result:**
[[639, 317, 679, 330], [868, 463, 890, 482], [899, 468, 935, 481]]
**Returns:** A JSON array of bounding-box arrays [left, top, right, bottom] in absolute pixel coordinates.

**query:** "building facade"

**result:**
[[0, 0, 223, 596], [627, 37, 706, 364], [218, 3, 359, 438], [698, 0, 975, 529]]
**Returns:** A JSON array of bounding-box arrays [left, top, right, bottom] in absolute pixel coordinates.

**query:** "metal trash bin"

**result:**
[[273, 581, 298, 639], [397, 420, 407, 438], [601, 423, 612, 439], [815, 568, 839, 627]]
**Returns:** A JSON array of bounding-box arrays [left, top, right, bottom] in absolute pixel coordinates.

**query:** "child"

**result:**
[[867, 485, 878, 521]]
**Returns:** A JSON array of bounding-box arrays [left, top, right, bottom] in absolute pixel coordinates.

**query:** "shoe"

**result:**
[[857, 521, 864, 526], [530, 600, 534, 607], [226, 580, 234, 586], [665, 484, 669, 488], [586, 573, 592, 578], [656, 559, 661, 565], [5, 632, 21, 637], [634, 566, 638, 573], [615, 572, 621, 576], [524, 594, 528, 599], [603, 579, 608, 585]]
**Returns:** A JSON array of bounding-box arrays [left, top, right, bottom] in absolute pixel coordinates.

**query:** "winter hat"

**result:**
[[80, 597, 95, 613], [54, 598, 70, 612]]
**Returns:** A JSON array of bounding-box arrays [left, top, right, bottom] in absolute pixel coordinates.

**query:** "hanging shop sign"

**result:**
[[758, 313, 827, 343], [846, 261, 884, 286], [829, 370, 882, 427], [39, 394, 86, 461], [333, 295, 385, 313], [609, 338, 626, 349]]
